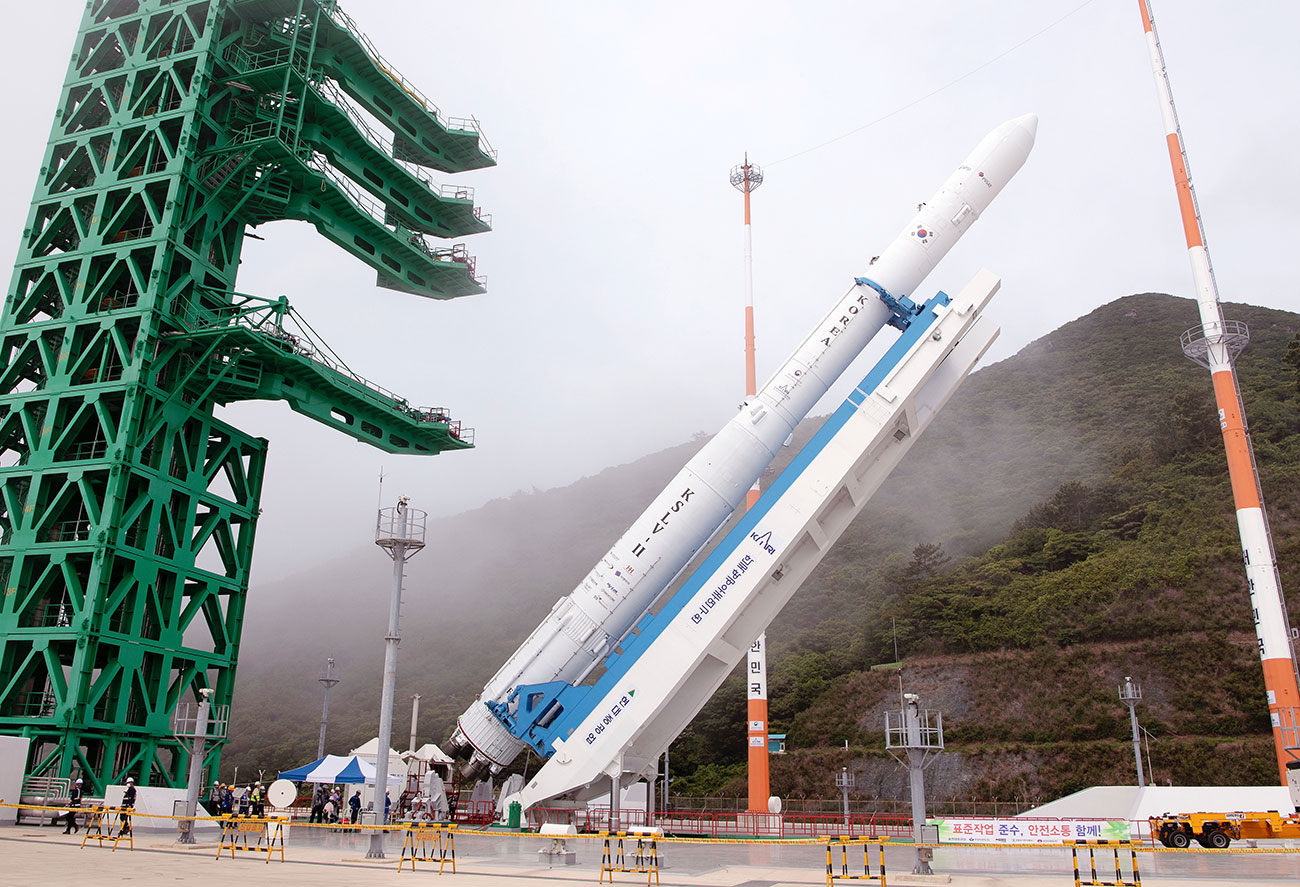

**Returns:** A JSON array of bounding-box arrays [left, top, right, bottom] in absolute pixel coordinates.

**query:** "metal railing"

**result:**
[[14, 690, 57, 718], [316, 78, 483, 209], [302, 151, 483, 280], [167, 290, 470, 439], [222, 43, 492, 226], [670, 796, 1039, 818], [525, 806, 912, 838], [321, 4, 497, 160], [1179, 319, 1250, 368], [223, 42, 310, 79]]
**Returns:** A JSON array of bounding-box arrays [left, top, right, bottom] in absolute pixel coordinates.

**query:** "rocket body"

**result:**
[[449, 115, 1038, 776]]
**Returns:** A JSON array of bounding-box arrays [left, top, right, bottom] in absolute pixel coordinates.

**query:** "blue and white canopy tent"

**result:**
[[278, 754, 403, 785]]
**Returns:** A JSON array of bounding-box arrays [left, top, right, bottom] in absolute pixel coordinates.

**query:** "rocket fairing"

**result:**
[[448, 114, 1038, 778]]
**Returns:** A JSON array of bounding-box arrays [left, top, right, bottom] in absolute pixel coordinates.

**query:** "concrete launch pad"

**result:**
[[3, 823, 1297, 887]]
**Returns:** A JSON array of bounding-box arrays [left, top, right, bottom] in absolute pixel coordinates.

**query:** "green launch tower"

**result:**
[[0, 0, 493, 794]]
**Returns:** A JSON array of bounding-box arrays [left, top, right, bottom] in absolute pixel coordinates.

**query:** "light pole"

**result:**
[[367, 496, 426, 859], [1119, 676, 1145, 788], [887, 692, 942, 875], [173, 688, 226, 844], [409, 694, 421, 753], [317, 657, 340, 759], [834, 767, 854, 829]]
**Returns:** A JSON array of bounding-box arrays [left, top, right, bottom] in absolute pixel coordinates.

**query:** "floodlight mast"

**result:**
[[368, 497, 427, 859], [731, 153, 771, 813], [1138, 0, 1300, 782], [318, 658, 340, 759], [1119, 677, 1145, 788]]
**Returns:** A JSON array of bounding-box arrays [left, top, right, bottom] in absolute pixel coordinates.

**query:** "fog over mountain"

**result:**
[[224, 294, 1300, 800]]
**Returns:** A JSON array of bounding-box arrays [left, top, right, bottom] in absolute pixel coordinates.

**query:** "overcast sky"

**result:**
[[4, 1, 1298, 581]]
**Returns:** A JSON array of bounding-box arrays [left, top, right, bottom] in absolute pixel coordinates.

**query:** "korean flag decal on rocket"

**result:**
[[913, 224, 937, 247]]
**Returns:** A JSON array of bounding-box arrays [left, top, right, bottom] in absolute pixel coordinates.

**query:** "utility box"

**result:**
[[0, 736, 30, 825]]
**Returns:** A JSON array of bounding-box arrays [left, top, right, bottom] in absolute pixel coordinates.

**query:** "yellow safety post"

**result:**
[[78, 806, 133, 847], [600, 831, 614, 883], [399, 823, 434, 872], [1070, 839, 1140, 887], [255, 817, 287, 863], [79, 806, 132, 852], [216, 815, 238, 859], [216, 815, 286, 862], [823, 835, 886, 887], [599, 830, 659, 885], [399, 822, 457, 873], [440, 823, 457, 874], [632, 832, 660, 886]]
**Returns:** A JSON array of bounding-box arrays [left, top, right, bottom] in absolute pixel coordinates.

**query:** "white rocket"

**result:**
[[447, 114, 1038, 778]]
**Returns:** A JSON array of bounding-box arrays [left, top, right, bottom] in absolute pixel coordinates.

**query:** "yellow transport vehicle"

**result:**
[[1149, 811, 1300, 848]]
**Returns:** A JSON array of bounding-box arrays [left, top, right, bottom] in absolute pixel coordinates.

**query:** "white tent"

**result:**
[[349, 738, 406, 776], [278, 754, 403, 785], [407, 742, 454, 766]]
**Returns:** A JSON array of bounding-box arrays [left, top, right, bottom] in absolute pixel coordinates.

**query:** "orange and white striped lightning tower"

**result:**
[[730, 154, 770, 811], [1139, 0, 1300, 782]]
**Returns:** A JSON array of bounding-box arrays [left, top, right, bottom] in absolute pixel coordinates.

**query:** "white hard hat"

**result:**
[[126, 777, 134, 783], [75, 778, 83, 784]]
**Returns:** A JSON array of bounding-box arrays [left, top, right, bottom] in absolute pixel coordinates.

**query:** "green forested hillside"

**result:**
[[226, 294, 1300, 805], [670, 293, 1300, 800]]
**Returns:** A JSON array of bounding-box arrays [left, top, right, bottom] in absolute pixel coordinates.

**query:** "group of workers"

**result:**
[[307, 786, 391, 827], [57, 775, 396, 835], [206, 780, 267, 817]]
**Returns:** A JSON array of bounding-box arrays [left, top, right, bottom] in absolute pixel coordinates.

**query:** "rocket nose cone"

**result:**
[[1013, 113, 1039, 141]]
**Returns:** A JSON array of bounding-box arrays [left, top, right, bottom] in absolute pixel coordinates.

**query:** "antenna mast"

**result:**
[[1138, 0, 1300, 782]]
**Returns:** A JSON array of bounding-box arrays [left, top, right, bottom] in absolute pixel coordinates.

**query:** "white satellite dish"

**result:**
[[268, 779, 297, 808]]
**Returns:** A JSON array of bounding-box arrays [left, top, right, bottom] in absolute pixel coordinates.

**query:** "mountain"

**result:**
[[224, 294, 1300, 805]]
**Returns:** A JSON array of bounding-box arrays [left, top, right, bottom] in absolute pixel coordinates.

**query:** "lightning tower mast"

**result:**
[[730, 155, 769, 812], [1138, 0, 1300, 782]]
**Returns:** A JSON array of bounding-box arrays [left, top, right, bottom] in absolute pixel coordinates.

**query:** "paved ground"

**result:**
[[3, 822, 1298, 886]]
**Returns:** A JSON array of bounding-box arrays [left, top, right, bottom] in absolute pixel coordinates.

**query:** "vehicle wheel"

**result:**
[[1205, 829, 1230, 849], [1168, 830, 1190, 849]]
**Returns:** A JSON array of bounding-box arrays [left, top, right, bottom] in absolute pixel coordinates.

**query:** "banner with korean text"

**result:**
[[931, 818, 1130, 845]]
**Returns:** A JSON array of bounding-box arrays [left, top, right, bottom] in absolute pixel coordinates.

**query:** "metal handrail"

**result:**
[[169, 290, 468, 434], [304, 153, 484, 284], [315, 79, 478, 204], [322, 4, 497, 160], [209, 119, 480, 277], [225, 35, 491, 208]]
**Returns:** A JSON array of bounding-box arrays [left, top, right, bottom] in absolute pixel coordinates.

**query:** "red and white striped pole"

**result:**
[[1139, 0, 1300, 783], [731, 155, 770, 811]]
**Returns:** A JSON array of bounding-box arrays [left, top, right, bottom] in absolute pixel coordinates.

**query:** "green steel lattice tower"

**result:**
[[0, 0, 494, 794]]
